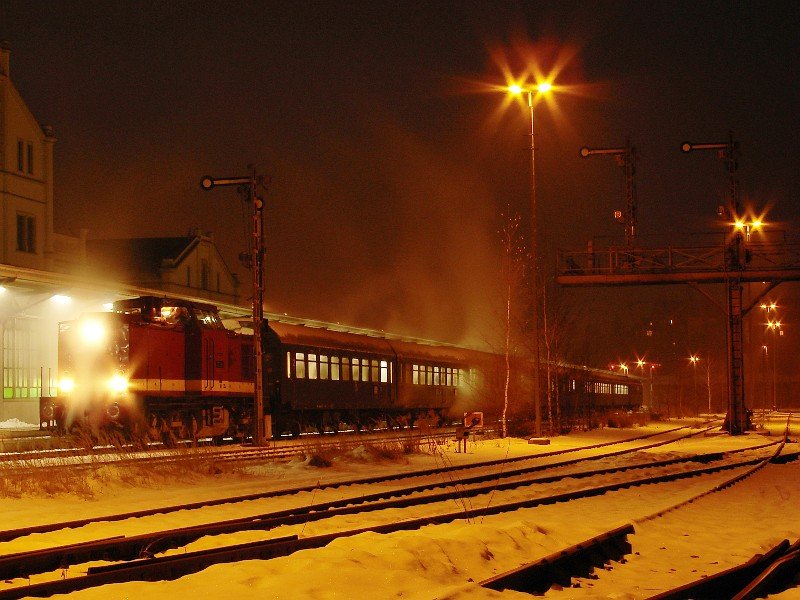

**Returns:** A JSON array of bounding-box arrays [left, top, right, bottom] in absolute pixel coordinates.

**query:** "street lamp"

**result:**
[[766, 318, 782, 411], [689, 355, 699, 414], [507, 80, 554, 437]]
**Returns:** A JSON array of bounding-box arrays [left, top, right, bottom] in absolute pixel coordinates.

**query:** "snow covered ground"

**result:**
[[0, 418, 797, 599]]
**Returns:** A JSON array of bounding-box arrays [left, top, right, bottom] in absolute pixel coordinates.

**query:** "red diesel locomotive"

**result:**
[[40, 295, 642, 440]]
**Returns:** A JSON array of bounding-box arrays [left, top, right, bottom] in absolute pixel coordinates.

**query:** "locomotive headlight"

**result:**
[[108, 374, 129, 394], [58, 376, 75, 394], [79, 318, 107, 346]]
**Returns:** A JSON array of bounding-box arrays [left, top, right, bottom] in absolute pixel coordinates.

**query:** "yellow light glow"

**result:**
[[751, 219, 762, 229], [108, 374, 129, 394], [51, 294, 71, 304], [537, 81, 552, 94], [508, 83, 523, 95], [58, 376, 75, 394], [79, 319, 106, 345], [734, 220, 745, 230]]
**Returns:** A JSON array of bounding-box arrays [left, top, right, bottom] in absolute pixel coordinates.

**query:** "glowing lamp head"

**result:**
[[537, 81, 552, 94], [79, 318, 107, 346], [108, 373, 129, 394], [58, 376, 75, 395], [508, 84, 523, 96]]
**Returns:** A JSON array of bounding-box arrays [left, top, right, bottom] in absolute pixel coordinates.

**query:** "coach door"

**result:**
[[201, 328, 231, 394]]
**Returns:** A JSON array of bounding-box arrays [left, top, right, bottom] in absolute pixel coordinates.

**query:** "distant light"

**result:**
[[102, 302, 114, 311], [734, 220, 745, 230], [51, 294, 71, 304], [751, 219, 762, 229]]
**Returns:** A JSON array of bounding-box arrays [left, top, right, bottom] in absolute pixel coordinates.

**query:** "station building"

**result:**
[[0, 42, 246, 424]]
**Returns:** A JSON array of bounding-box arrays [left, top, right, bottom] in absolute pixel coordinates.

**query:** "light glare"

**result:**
[[79, 319, 106, 345]]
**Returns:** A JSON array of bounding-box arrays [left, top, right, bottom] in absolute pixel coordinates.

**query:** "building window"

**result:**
[[17, 140, 24, 172], [27, 143, 33, 174], [16, 214, 35, 253], [3, 317, 43, 399]]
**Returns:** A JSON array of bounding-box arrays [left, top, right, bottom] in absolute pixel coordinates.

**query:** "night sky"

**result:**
[[2, 1, 799, 369]]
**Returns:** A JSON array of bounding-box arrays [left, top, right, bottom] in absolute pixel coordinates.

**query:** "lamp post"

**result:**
[[766, 319, 782, 411], [508, 81, 552, 437], [689, 355, 699, 415]]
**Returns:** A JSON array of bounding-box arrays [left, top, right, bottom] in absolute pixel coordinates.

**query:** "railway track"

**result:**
[[477, 416, 799, 598], [0, 424, 787, 599], [0, 422, 719, 539], [0, 427, 460, 469]]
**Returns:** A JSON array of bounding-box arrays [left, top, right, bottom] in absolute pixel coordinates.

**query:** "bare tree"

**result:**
[[499, 211, 526, 438]]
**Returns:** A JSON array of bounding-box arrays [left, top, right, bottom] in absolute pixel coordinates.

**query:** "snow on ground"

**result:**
[[0, 418, 797, 599], [0, 418, 38, 430]]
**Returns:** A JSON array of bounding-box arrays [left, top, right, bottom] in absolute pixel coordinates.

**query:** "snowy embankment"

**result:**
[[0, 420, 796, 599]]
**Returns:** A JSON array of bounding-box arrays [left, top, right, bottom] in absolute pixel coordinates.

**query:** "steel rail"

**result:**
[[0, 451, 780, 600], [0, 423, 713, 542], [0, 444, 779, 583], [480, 524, 635, 594], [476, 418, 795, 597]]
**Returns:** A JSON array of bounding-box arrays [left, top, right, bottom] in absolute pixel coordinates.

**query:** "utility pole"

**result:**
[[201, 167, 270, 445]]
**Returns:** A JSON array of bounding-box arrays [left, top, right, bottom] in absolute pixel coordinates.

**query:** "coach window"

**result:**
[[286, 352, 292, 378], [412, 364, 419, 385], [342, 357, 350, 381], [351, 358, 360, 382], [433, 366, 440, 386], [295, 353, 306, 379], [380, 360, 389, 383], [331, 356, 340, 381], [308, 354, 318, 380], [371, 360, 379, 382], [361, 358, 369, 382], [426, 366, 432, 386], [320, 355, 329, 380]]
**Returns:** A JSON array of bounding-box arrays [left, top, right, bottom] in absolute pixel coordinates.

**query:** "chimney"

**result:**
[[0, 41, 10, 77]]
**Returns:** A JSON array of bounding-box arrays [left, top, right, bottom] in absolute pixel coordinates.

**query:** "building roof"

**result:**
[[85, 236, 197, 280]]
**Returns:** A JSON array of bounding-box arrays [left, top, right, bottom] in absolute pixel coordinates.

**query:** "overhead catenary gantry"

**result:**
[[558, 133, 800, 435]]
